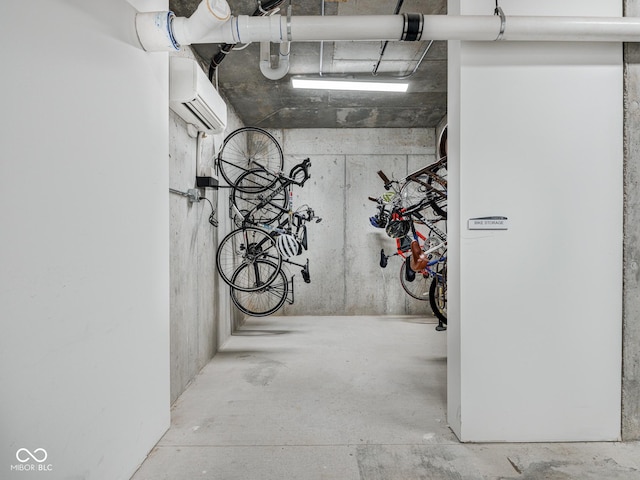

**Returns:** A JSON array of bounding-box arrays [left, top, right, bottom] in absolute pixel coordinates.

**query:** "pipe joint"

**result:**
[[402, 13, 424, 41], [172, 0, 231, 45], [135, 11, 180, 51], [232, 14, 285, 43]]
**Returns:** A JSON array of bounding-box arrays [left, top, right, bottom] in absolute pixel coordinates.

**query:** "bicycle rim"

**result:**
[[399, 257, 431, 301], [216, 227, 282, 292], [429, 275, 447, 324], [217, 127, 283, 189], [230, 260, 288, 317]]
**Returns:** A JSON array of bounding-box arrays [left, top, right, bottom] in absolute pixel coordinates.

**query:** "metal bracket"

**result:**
[[494, 3, 506, 41], [169, 188, 201, 203], [286, 1, 292, 41], [257, 1, 268, 15]]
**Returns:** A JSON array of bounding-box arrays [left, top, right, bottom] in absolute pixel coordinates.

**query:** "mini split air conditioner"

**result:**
[[169, 57, 227, 134]]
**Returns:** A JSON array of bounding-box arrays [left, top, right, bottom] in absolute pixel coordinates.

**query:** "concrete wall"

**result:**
[[168, 51, 245, 404], [623, 0, 640, 441], [0, 1, 170, 478], [448, 0, 622, 441], [259, 128, 441, 316]]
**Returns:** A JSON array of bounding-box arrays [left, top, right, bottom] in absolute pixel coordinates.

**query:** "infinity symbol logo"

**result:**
[[16, 448, 48, 463]]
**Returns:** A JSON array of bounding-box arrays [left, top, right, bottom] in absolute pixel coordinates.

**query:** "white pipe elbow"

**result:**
[[172, 0, 231, 46], [259, 42, 290, 80]]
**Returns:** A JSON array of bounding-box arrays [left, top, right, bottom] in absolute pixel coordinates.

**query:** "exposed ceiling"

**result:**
[[169, 0, 447, 129]]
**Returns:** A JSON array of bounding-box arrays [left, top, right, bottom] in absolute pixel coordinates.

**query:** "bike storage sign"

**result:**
[[468, 216, 509, 230]]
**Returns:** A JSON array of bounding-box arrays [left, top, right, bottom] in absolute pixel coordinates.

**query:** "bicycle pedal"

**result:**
[[380, 249, 388, 268], [405, 257, 415, 282]]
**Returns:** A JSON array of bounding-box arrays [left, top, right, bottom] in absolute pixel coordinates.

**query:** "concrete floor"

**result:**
[[131, 316, 640, 480]]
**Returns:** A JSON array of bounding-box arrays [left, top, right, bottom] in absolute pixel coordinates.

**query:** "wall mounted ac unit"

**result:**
[[169, 57, 227, 134]]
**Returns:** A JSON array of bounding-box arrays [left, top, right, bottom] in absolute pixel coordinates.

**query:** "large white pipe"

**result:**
[[200, 14, 640, 44], [501, 16, 640, 42], [137, 11, 640, 52]]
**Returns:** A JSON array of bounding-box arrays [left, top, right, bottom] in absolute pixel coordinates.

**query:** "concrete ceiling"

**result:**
[[169, 0, 447, 129]]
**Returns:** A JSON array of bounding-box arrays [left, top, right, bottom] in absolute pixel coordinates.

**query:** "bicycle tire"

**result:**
[[217, 127, 283, 189], [399, 257, 430, 301], [216, 227, 282, 292], [429, 272, 447, 324], [231, 170, 288, 225], [437, 125, 448, 160], [230, 259, 288, 317]]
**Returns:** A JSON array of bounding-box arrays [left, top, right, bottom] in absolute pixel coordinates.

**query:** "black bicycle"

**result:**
[[216, 204, 319, 291], [219, 207, 320, 316]]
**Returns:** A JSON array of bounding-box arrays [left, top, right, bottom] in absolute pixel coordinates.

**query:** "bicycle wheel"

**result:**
[[428, 159, 447, 218], [399, 257, 430, 301], [429, 271, 447, 324], [401, 160, 447, 219], [217, 127, 283, 189], [230, 259, 288, 316], [216, 227, 282, 292], [231, 170, 287, 225]]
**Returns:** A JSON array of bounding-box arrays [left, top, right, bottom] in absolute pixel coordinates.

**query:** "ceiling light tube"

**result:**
[[291, 77, 408, 93]]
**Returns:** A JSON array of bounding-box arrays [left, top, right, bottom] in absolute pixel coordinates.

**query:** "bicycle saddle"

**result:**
[[409, 240, 429, 272]]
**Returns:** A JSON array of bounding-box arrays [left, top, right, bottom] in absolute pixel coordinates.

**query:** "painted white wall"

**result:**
[[0, 1, 170, 478], [448, 0, 623, 441]]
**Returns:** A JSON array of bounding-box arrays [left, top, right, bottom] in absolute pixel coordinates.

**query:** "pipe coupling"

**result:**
[[402, 13, 423, 41]]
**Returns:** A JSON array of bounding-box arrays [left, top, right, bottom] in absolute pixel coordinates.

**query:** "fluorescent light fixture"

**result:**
[[291, 77, 408, 93]]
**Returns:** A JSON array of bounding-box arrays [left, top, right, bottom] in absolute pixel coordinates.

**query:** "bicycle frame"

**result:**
[[232, 158, 312, 227], [227, 204, 316, 287], [406, 156, 447, 196]]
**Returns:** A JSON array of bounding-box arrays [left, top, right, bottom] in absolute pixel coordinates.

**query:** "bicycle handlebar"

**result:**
[[285, 158, 312, 187], [294, 206, 322, 224], [377, 170, 397, 191]]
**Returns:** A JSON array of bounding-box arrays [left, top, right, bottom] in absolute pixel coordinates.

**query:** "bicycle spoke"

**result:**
[[399, 257, 431, 301], [231, 260, 288, 316], [216, 227, 282, 292], [232, 172, 287, 225], [218, 127, 283, 188]]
